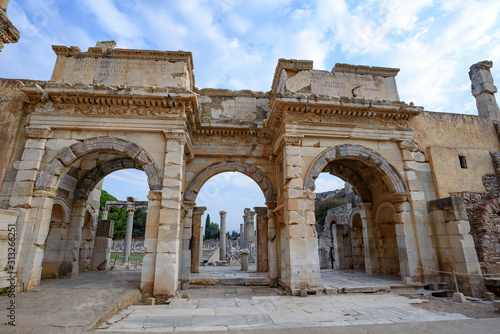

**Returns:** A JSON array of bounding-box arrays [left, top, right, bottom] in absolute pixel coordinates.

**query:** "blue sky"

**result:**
[[2, 0, 500, 231]]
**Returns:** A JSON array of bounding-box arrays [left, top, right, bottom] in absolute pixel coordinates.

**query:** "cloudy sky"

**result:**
[[2, 0, 500, 232]]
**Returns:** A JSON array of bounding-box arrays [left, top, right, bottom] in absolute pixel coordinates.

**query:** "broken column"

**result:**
[[254, 207, 269, 272], [101, 207, 109, 220], [469, 61, 500, 120], [91, 219, 115, 270], [191, 206, 206, 273], [219, 211, 227, 261]]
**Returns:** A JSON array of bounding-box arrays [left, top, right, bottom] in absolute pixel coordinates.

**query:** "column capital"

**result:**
[[219, 211, 227, 217], [164, 130, 187, 144], [33, 188, 58, 199], [127, 208, 135, 215], [102, 207, 110, 213], [193, 206, 207, 215], [147, 190, 162, 201], [254, 207, 267, 216]]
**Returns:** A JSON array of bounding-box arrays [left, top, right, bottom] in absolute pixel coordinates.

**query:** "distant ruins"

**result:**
[[1, 41, 500, 298]]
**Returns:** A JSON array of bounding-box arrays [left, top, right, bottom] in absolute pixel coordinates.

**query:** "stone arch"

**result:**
[[74, 157, 143, 200], [349, 208, 361, 228], [375, 202, 398, 223], [52, 197, 70, 223], [184, 161, 277, 202], [35, 136, 162, 193], [304, 144, 408, 201]]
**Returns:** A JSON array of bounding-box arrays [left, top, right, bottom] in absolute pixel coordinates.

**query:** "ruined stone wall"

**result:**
[[0, 79, 31, 208]]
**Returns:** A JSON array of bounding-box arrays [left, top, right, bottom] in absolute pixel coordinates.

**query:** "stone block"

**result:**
[[11, 181, 34, 197], [15, 170, 38, 182], [57, 147, 78, 166], [45, 139, 78, 151], [453, 292, 467, 303], [492, 300, 500, 310], [21, 149, 44, 162], [25, 139, 47, 150], [17, 160, 41, 171]]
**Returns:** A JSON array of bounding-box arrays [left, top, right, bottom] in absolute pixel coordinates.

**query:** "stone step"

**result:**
[[189, 276, 271, 286]]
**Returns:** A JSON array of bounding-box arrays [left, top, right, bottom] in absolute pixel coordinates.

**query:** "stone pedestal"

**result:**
[[191, 206, 206, 273], [240, 249, 249, 271], [219, 211, 227, 261]]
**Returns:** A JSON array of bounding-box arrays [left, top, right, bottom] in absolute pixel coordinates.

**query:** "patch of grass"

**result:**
[[111, 252, 144, 262]]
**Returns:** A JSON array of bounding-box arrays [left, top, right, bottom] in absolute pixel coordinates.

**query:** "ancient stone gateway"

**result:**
[[1, 42, 499, 297]]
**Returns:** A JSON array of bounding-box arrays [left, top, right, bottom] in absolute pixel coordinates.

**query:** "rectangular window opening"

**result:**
[[459, 155, 467, 169]]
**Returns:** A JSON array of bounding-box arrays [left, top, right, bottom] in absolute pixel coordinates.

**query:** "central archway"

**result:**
[[184, 161, 276, 202]]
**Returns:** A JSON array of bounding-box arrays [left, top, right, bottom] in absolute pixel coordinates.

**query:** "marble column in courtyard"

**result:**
[[219, 211, 227, 261], [240, 222, 245, 248], [123, 208, 135, 268], [244, 208, 256, 263], [191, 206, 206, 273], [254, 207, 268, 272], [104, 197, 148, 269], [101, 207, 109, 220]]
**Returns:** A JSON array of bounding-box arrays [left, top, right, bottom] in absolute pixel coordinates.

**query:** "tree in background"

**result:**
[[99, 190, 147, 239], [204, 214, 220, 240], [315, 197, 347, 226]]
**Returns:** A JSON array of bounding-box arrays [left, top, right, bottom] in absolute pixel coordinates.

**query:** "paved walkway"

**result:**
[[0, 270, 141, 334], [99, 285, 498, 332]]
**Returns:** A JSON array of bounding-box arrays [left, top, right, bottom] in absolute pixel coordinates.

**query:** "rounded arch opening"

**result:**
[[309, 144, 407, 278], [190, 169, 270, 274]]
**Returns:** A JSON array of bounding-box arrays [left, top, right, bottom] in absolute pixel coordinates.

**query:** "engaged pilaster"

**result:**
[[254, 207, 268, 272], [191, 206, 206, 273]]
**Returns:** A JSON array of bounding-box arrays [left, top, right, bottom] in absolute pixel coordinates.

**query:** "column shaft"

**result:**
[[219, 211, 227, 261], [123, 209, 135, 268], [191, 207, 206, 273]]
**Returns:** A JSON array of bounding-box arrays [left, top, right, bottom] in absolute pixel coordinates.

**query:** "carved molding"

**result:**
[[164, 130, 187, 143], [25, 126, 51, 139]]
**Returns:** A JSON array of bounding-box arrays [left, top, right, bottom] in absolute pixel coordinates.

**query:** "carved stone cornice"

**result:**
[[267, 97, 422, 130], [23, 82, 199, 118], [333, 63, 400, 77], [25, 126, 51, 139], [0, 8, 20, 51]]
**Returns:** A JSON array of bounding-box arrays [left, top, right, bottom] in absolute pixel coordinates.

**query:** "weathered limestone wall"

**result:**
[[409, 111, 500, 198]]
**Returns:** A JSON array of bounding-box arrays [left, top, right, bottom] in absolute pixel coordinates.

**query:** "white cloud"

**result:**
[[314, 173, 345, 193]]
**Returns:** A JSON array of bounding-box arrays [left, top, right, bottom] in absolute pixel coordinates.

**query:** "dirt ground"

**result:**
[[406, 294, 499, 319]]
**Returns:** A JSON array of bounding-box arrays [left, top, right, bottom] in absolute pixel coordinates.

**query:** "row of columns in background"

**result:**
[[189, 206, 269, 273], [101, 197, 148, 269]]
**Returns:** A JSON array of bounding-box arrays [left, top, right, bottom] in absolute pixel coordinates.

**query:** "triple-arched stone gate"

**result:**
[[1, 42, 498, 297]]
